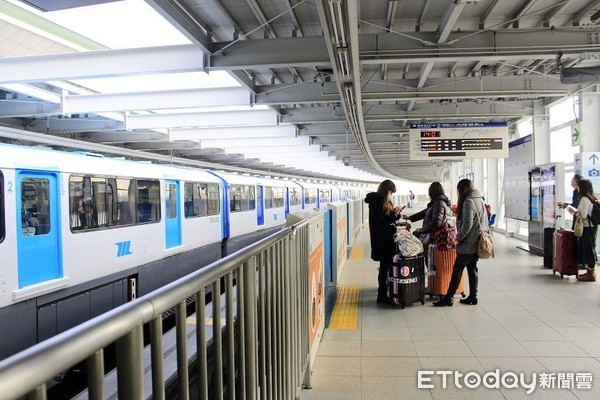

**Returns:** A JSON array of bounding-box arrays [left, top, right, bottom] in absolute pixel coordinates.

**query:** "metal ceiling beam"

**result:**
[[507, 0, 538, 29], [144, 0, 214, 53], [168, 125, 297, 141], [0, 45, 204, 84], [437, 1, 466, 44], [541, 0, 576, 27], [62, 87, 251, 114], [479, 0, 501, 29], [416, 0, 432, 32], [566, 0, 600, 26], [125, 109, 278, 130], [359, 29, 600, 65]]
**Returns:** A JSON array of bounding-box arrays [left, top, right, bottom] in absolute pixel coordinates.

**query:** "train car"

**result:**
[[0, 143, 227, 360]]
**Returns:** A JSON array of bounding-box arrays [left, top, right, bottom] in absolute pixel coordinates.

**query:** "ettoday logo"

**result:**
[[417, 370, 593, 394]]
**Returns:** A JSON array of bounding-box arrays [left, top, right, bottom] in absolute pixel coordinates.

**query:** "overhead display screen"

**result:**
[[409, 122, 509, 160]]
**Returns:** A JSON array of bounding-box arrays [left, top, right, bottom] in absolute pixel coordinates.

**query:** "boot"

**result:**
[[433, 296, 453, 307], [578, 268, 596, 282], [460, 267, 478, 305]]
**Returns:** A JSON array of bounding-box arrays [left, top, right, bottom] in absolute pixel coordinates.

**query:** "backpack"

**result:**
[[393, 228, 423, 257], [588, 200, 600, 226], [432, 218, 458, 250]]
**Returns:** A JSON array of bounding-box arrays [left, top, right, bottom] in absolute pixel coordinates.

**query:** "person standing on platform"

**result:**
[[364, 180, 405, 304], [566, 179, 598, 282], [558, 174, 582, 229], [402, 182, 450, 250], [434, 179, 488, 307], [408, 190, 415, 208]]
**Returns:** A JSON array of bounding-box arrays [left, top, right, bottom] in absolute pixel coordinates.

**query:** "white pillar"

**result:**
[[532, 100, 550, 165], [581, 93, 600, 152]]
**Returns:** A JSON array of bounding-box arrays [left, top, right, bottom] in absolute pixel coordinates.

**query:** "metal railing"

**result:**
[[0, 222, 311, 400]]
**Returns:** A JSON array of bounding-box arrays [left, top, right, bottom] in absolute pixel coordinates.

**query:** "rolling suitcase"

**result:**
[[427, 244, 465, 298], [388, 253, 425, 309], [552, 228, 578, 278], [543, 227, 555, 269]]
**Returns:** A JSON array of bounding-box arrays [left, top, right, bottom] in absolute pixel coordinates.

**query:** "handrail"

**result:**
[[0, 220, 311, 400]]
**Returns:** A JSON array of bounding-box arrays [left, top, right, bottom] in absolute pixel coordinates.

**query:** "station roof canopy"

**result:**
[[1, 0, 599, 182]]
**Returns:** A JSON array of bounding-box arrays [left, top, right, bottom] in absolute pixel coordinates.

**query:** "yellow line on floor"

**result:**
[[328, 285, 360, 330], [349, 246, 364, 260]]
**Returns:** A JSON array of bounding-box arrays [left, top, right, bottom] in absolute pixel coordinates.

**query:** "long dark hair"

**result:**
[[377, 179, 396, 216], [579, 179, 598, 201], [456, 179, 474, 219], [428, 182, 445, 199]]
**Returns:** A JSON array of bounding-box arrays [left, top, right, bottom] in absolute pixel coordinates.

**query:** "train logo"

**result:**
[[115, 241, 133, 257]]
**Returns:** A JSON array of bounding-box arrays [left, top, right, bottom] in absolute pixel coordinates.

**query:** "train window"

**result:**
[[230, 185, 256, 213], [166, 183, 177, 219], [184, 182, 220, 218], [304, 188, 317, 205], [0, 172, 4, 243], [289, 188, 301, 206], [319, 189, 330, 204], [115, 178, 135, 226], [265, 186, 284, 209], [21, 178, 50, 236], [137, 180, 160, 223]]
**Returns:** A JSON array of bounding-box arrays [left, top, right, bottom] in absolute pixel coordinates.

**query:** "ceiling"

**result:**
[[1, 0, 600, 182]]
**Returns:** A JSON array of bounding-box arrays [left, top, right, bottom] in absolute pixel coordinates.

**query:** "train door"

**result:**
[[257, 185, 264, 226], [165, 180, 182, 249], [16, 171, 61, 288], [285, 187, 290, 216]]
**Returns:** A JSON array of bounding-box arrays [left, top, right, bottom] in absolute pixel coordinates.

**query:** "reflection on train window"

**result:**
[[21, 178, 50, 236], [69, 175, 160, 232], [265, 186, 284, 209], [184, 182, 220, 218], [229, 185, 256, 212], [319, 189, 331, 204], [289, 188, 301, 206], [0, 171, 4, 243], [304, 188, 317, 205], [166, 183, 177, 219]]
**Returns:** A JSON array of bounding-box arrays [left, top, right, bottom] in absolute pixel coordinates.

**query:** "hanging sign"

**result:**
[[409, 122, 509, 160]]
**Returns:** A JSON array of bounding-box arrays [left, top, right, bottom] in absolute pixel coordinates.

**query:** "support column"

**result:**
[[532, 100, 550, 165], [581, 93, 600, 152]]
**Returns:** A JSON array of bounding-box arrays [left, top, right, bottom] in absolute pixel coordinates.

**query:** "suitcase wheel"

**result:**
[[421, 299, 425, 305], [428, 293, 433, 299], [560, 274, 564, 279], [401, 304, 405, 309], [461, 292, 466, 298]]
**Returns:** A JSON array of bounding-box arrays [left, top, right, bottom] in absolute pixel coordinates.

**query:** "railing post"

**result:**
[[87, 350, 105, 400], [176, 301, 190, 400], [116, 326, 145, 400], [150, 318, 165, 400], [243, 259, 258, 400]]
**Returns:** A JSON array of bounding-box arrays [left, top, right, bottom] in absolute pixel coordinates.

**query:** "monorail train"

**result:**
[[0, 142, 371, 360]]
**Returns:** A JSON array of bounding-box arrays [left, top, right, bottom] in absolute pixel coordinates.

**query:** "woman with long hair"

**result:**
[[567, 179, 598, 282], [403, 181, 450, 249], [364, 180, 405, 304], [434, 179, 488, 306]]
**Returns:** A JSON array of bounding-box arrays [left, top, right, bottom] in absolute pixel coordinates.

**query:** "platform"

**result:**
[[301, 228, 600, 400]]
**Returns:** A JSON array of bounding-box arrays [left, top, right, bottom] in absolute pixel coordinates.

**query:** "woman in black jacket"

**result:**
[[403, 182, 450, 248], [364, 180, 404, 304]]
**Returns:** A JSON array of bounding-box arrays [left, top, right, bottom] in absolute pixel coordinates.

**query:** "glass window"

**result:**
[[21, 177, 50, 236], [319, 189, 330, 204], [265, 186, 284, 209], [550, 127, 579, 164], [184, 182, 220, 218], [0, 171, 4, 243], [304, 188, 317, 205], [166, 183, 177, 219], [289, 188, 301, 206], [550, 96, 579, 128], [137, 180, 161, 223], [116, 178, 135, 226], [230, 185, 256, 212]]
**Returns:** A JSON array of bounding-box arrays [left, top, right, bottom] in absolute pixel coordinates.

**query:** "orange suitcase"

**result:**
[[427, 245, 465, 298]]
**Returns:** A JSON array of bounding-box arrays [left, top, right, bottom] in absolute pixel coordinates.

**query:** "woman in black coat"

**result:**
[[364, 180, 404, 303], [403, 182, 450, 248]]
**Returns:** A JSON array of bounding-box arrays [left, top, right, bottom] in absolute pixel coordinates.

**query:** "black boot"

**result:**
[[460, 267, 478, 305], [433, 296, 453, 307], [377, 262, 391, 304]]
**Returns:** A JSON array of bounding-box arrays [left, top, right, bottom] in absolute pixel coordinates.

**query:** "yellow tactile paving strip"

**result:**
[[328, 285, 360, 330], [349, 246, 364, 260]]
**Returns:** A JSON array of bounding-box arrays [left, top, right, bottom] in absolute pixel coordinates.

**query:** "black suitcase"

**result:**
[[387, 253, 425, 309], [543, 227, 555, 268]]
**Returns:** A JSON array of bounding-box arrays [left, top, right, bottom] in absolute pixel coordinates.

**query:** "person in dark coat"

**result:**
[[403, 182, 450, 248], [364, 180, 405, 304]]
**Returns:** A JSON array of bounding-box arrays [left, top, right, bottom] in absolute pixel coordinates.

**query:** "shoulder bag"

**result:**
[[475, 203, 494, 259]]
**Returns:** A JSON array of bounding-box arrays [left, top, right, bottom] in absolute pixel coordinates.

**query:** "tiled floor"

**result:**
[[300, 228, 600, 400]]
